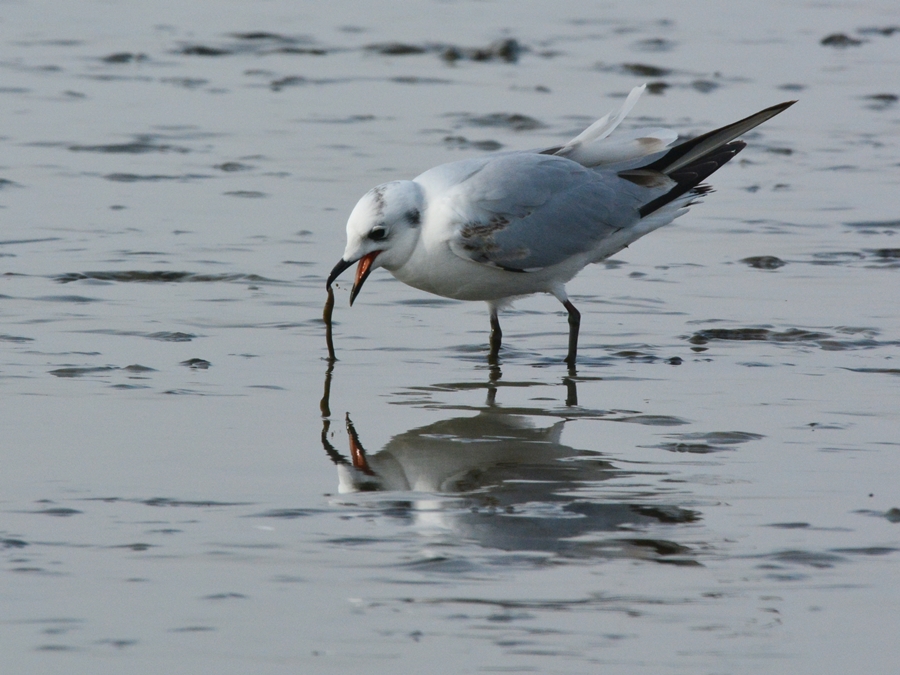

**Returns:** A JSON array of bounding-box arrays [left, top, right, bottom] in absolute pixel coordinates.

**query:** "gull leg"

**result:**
[[489, 308, 502, 363], [563, 299, 581, 366]]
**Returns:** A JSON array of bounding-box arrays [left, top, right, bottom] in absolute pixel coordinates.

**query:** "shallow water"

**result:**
[[2, 1, 899, 673]]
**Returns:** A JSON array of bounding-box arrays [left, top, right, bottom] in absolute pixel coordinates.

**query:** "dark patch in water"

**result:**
[[50, 366, 118, 378], [170, 626, 216, 633], [742, 255, 786, 269], [768, 522, 810, 529], [148, 332, 196, 342], [269, 76, 307, 91], [869, 248, 900, 260], [853, 508, 900, 523], [440, 38, 522, 63], [2, 538, 29, 548], [655, 430, 763, 454], [620, 63, 672, 77], [325, 536, 384, 547], [401, 556, 478, 573], [69, 136, 190, 154], [390, 76, 452, 85], [859, 25, 900, 36], [82, 328, 199, 343], [844, 219, 900, 233], [249, 508, 318, 519], [366, 42, 428, 55], [139, 497, 250, 508], [619, 538, 692, 556], [648, 434, 702, 451], [612, 539, 700, 567], [843, 367, 900, 376], [216, 161, 254, 172], [123, 364, 154, 373], [160, 77, 209, 89], [111, 543, 154, 552], [49, 363, 153, 378], [203, 593, 247, 600], [613, 350, 659, 363], [444, 135, 504, 151], [820, 33, 865, 47], [615, 414, 688, 427], [633, 38, 675, 53], [299, 114, 376, 125], [685, 327, 888, 351], [180, 45, 232, 56], [0, 237, 61, 246], [863, 93, 898, 111], [274, 47, 328, 55], [34, 507, 83, 516], [36, 295, 99, 303], [810, 251, 866, 265], [231, 31, 299, 42], [765, 549, 846, 568], [691, 79, 719, 93], [0, 334, 34, 342], [224, 190, 266, 198], [315, 37, 523, 64], [102, 53, 148, 64], [178, 34, 329, 58], [830, 546, 898, 556], [181, 358, 210, 369], [450, 112, 545, 132], [628, 505, 700, 524], [95, 639, 139, 649], [103, 173, 208, 182], [55, 271, 277, 284]]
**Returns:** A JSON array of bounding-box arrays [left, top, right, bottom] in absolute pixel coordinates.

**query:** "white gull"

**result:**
[[327, 86, 794, 365]]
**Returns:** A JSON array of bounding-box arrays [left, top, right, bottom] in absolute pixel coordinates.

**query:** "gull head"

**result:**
[[327, 180, 424, 305]]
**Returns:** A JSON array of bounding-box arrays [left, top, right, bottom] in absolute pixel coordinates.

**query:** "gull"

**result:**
[[327, 86, 794, 365]]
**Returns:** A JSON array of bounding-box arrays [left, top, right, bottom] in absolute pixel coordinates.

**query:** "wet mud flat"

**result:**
[[2, 1, 899, 674]]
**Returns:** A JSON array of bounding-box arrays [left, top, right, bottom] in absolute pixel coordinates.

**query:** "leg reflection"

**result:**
[[563, 373, 578, 407], [487, 361, 501, 406], [320, 361, 334, 418]]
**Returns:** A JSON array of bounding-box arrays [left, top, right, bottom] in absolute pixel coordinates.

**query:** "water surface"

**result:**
[[2, 1, 898, 673]]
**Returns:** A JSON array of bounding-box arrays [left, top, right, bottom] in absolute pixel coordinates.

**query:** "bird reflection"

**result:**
[[319, 364, 701, 562]]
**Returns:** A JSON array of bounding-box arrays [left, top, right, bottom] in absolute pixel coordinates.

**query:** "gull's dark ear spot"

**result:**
[[405, 209, 421, 227]]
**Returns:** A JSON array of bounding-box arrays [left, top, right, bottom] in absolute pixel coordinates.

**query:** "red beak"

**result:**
[[349, 251, 380, 306]]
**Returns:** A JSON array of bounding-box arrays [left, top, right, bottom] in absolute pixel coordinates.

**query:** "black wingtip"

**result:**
[[634, 99, 796, 218], [638, 140, 746, 218]]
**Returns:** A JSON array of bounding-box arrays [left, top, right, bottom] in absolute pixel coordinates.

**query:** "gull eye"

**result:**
[[368, 227, 387, 241]]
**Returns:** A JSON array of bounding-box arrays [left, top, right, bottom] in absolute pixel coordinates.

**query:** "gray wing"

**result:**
[[433, 153, 649, 271]]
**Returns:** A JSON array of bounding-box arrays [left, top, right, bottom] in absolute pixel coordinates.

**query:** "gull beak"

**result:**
[[325, 251, 381, 306], [326, 258, 353, 291], [349, 251, 380, 306]]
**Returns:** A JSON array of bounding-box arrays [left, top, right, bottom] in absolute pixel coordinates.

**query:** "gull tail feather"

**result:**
[[562, 84, 646, 149], [546, 85, 679, 167], [631, 99, 796, 217]]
